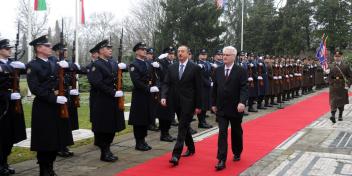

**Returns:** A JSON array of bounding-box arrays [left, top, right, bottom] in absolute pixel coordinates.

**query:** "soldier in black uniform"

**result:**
[[156, 47, 177, 142], [88, 40, 126, 162], [27, 35, 74, 176], [129, 42, 155, 151], [145, 48, 160, 132], [52, 43, 78, 158], [0, 39, 27, 176], [196, 49, 213, 129]]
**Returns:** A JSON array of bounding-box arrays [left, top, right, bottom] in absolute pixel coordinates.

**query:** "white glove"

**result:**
[[280, 65, 283, 68], [158, 53, 168, 60], [10, 61, 26, 69], [118, 63, 127, 69], [56, 96, 68, 104], [259, 63, 263, 66], [151, 62, 160, 68], [273, 76, 278, 80], [69, 89, 79, 96], [114, 91, 124, 97], [258, 76, 263, 80], [75, 63, 81, 70], [10, 93, 21, 100], [278, 76, 282, 79], [211, 63, 218, 68], [58, 60, 69, 68], [248, 77, 254, 81], [324, 69, 330, 74], [211, 82, 214, 87], [150, 86, 159, 93], [198, 64, 204, 68], [285, 75, 289, 78], [250, 63, 254, 67], [289, 74, 293, 78]]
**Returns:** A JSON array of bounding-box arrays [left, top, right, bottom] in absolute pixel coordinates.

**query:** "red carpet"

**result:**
[[116, 92, 331, 176]]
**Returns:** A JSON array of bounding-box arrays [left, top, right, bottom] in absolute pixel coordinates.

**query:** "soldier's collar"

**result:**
[[37, 57, 49, 62]]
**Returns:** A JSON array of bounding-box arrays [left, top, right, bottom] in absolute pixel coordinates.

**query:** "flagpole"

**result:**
[[75, 0, 79, 89], [27, 1, 33, 97], [241, 0, 244, 51]]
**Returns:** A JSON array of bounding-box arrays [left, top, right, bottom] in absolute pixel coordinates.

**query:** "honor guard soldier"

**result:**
[[256, 55, 268, 109], [314, 60, 325, 90], [27, 35, 74, 176], [212, 49, 224, 67], [326, 50, 352, 123], [246, 53, 258, 112], [87, 40, 126, 162], [129, 42, 155, 151], [196, 49, 213, 129], [0, 39, 27, 176], [264, 56, 274, 107], [52, 43, 79, 158], [156, 46, 177, 142], [145, 48, 160, 132]]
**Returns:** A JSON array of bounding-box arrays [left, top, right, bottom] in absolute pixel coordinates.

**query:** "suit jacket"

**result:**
[[212, 64, 248, 118], [161, 60, 202, 117]]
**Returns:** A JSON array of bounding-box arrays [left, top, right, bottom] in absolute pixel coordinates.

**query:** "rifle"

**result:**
[[12, 22, 23, 114], [71, 34, 80, 107], [116, 29, 124, 111], [58, 18, 69, 119]]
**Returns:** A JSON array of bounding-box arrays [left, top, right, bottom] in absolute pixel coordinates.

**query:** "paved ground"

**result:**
[[12, 88, 350, 176]]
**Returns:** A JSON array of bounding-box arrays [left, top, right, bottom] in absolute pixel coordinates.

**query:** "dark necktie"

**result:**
[[225, 68, 230, 80], [179, 64, 184, 80]]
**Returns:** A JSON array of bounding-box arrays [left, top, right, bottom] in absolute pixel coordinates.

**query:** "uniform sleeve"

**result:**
[[87, 64, 116, 97], [161, 66, 170, 99], [129, 64, 150, 93], [211, 69, 218, 107], [27, 64, 57, 104]]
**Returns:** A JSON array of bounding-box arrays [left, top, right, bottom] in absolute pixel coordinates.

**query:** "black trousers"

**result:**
[[172, 109, 195, 158], [133, 125, 148, 143], [37, 151, 57, 165], [159, 119, 171, 135], [94, 132, 115, 148], [0, 140, 12, 166], [217, 115, 243, 161]]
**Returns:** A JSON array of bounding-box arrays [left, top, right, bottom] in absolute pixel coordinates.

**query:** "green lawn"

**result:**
[[9, 80, 133, 164]]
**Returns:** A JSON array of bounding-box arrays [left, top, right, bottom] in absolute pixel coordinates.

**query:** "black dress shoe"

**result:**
[[198, 122, 213, 129], [190, 128, 197, 135], [169, 156, 179, 166], [100, 152, 118, 162], [135, 143, 150, 151], [257, 106, 267, 110], [215, 160, 226, 171], [143, 142, 152, 150], [271, 102, 278, 105], [233, 154, 241, 161], [160, 135, 175, 142], [181, 150, 195, 157], [330, 117, 336, 124], [265, 104, 273, 107], [57, 151, 71, 158], [243, 112, 249, 116], [248, 108, 258, 112], [4, 164, 15, 175], [0, 166, 10, 176], [338, 117, 343, 121]]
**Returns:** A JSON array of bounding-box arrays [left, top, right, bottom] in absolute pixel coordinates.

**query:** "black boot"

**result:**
[[100, 146, 118, 162], [338, 108, 344, 121], [48, 163, 57, 176], [330, 111, 336, 124], [160, 132, 175, 142]]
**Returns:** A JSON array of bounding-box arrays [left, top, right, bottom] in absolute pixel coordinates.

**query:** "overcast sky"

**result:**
[[0, 0, 286, 41]]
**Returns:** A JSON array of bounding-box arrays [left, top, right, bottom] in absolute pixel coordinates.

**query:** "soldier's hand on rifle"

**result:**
[[56, 96, 68, 104], [58, 60, 69, 68], [118, 63, 127, 70], [69, 89, 79, 96], [324, 69, 330, 74], [150, 86, 159, 93], [211, 63, 218, 68], [161, 98, 167, 107], [151, 62, 160, 68], [114, 91, 124, 97], [10, 61, 26, 69], [10, 93, 21, 100], [248, 77, 254, 81]]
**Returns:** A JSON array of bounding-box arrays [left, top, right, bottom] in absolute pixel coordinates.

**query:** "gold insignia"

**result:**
[[92, 66, 96, 72], [27, 68, 31, 74], [130, 67, 135, 72]]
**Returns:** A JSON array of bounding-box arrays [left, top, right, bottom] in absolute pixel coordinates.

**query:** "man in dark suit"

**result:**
[[161, 45, 202, 166], [211, 46, 248, 171]]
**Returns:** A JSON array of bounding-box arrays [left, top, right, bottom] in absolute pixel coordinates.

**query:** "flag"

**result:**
[[316, 33, 329, 71], [34, 0, 46, 11], [215, 0, 227, 9], [80, 0, 85, 25]]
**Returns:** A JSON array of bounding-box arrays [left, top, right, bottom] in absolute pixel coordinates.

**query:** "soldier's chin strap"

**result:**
[[0, 99, 9, 120]]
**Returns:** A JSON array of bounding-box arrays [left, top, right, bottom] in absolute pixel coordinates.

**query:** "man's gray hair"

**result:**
[[223, 46, 237, 56]]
